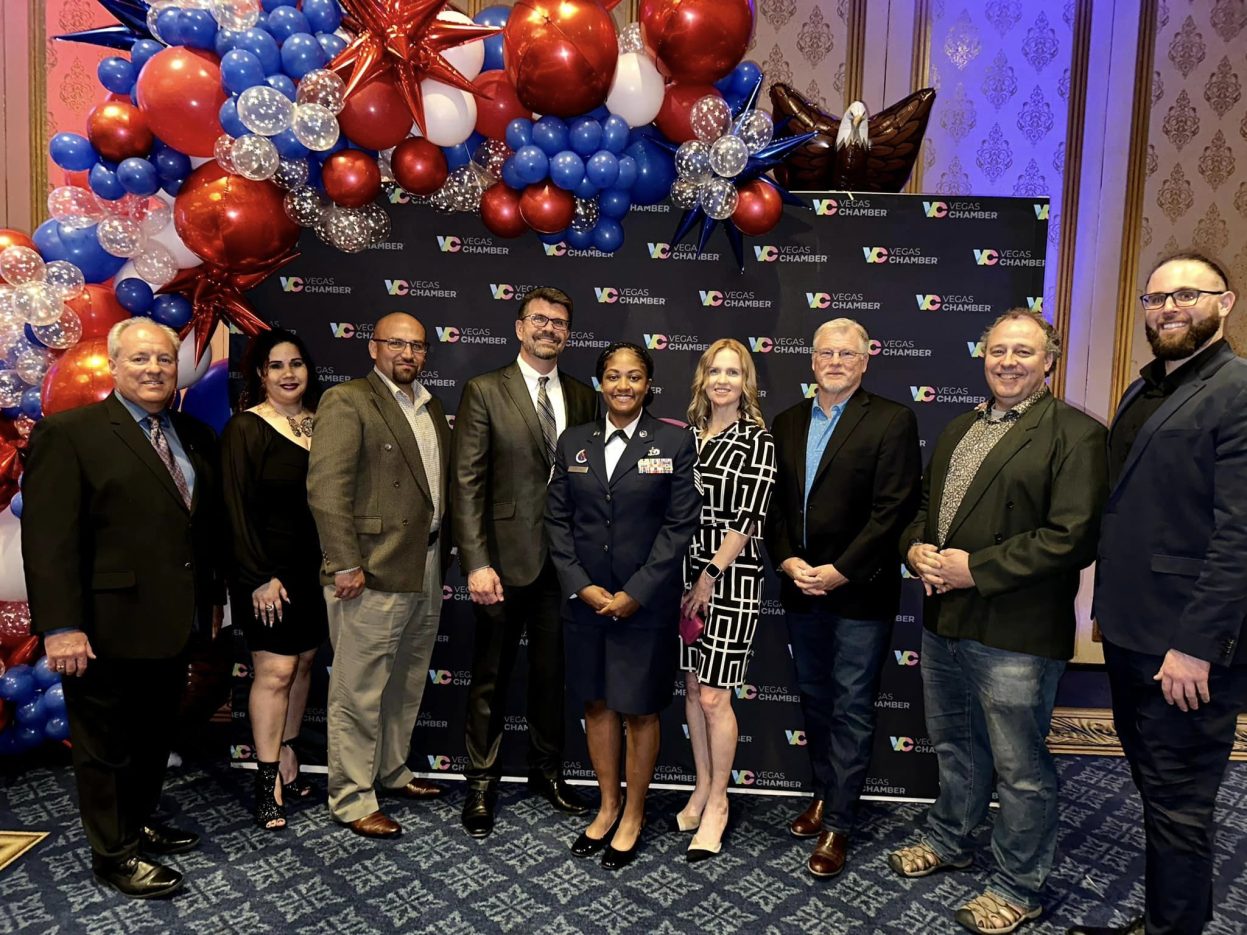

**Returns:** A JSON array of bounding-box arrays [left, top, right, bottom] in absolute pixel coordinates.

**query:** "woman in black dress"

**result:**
[[223, 329, 328, 829]]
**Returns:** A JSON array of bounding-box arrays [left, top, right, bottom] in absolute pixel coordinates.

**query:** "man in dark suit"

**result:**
[[23, 319, 224, 899], [891, 310, 1107, 935], [307, 312, 451, 840], [764, 318, 921, 879], [1069, 254, 1247, 935], [451, 287, 597, 837]]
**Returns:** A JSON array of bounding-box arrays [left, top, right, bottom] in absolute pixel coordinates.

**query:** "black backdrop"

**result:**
[[230, 191, 1049, 802]]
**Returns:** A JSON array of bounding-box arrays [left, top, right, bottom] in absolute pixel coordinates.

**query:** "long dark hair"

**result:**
[[239, 328, 323, 411]]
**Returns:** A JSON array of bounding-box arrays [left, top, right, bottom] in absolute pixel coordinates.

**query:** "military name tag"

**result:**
[[638, 457, 673, 474], [569, 465, 590, 473]]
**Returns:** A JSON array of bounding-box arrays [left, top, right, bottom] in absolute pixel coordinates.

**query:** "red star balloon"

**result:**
[[331, 0, 503, 137]]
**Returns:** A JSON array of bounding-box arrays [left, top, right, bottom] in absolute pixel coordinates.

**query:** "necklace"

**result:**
[[286, 413, 314, 438]]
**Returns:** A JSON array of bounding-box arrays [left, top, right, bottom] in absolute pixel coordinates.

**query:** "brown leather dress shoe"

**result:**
[[788, 798, 824, 838], [382, 779, 444, 799], [807, 830, 848, 878], [345, 811, 402, 839]]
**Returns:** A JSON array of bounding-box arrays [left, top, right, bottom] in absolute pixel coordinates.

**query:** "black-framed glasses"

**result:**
[[1139, 288, 1226, 310], [371, 337, 429, 354], [522, 313, 570, 333]]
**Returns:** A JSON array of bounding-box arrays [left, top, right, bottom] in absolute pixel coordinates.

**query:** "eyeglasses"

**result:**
[[1139, 289, 1226, 310], [371, 337, 429, 354], [813, 349, 864, 363], [522, 313, 570, 333]]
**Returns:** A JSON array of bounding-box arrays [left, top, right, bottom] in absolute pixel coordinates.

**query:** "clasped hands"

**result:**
[[906, 543, 976, 596], [780, 557, 848, 596], [578, 585, 639, 620]]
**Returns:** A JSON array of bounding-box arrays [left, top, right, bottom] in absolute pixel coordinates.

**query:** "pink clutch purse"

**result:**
[[679, 611, 704, 646]]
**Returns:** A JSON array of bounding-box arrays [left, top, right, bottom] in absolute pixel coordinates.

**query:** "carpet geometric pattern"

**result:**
[[2, 757, 1246, 934]]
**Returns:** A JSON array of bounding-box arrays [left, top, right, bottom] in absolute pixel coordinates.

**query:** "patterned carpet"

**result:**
[[2, 755, 1246, 934]]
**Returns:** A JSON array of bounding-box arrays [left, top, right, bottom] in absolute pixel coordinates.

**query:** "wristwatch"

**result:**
[[703, 562, 723, 580]]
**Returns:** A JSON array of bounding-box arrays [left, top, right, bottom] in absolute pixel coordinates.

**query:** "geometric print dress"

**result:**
[[680, 418, 777, 689]]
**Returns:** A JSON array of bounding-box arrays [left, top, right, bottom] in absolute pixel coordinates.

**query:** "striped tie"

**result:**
[[145, 416, 192, 509], [536, 376, 557, 464]]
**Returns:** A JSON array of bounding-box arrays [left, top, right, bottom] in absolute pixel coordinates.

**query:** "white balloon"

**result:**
[[606, 52, 665, 128], [0, 509, 27, 600], [435, 11, 485, 82], [177, 336, 212, 389], [150, 191, 204, 268], [418, 79, 478, 147]]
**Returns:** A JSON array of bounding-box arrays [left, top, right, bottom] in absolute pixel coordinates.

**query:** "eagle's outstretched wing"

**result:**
[[860, 88, 936, 192], [767, 83, 841, 189]]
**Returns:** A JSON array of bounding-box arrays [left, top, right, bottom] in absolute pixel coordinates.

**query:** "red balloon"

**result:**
[[731, 179, 784, 236], [135, 47, 227, 158], [518, 182, 575, 234], [336, 74, 414, 152], [473, 71, 530, 140], [391, 138, 448, 195], [322, 150, 383, 208], [41, 338, 114, 417], [655, 82, 721, 143], [480, 184, 528, 238], [86, 100, 154, 162], [0, 230, 36, 254], [640, 0, 755, 84], [0, 602, 30, 649], [66, 284, 132, 339], [504, 0, 619, 117], [174, 162, 299, 271]]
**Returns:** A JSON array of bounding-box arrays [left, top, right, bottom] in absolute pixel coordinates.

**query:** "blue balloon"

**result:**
[[566, 226, 594, 250], [9, 492, 22, 518], [180, 9, 218, 49], [44, 716, 70, 742], [262, 0, 296, 10], [16, 696, 46, 727], [32, 221, 126, 284], [179, 360, 230, 434], [15, 725, 43, 752], [615, 154, 637, 191], [474, 5, 510, 71], [219, 98, 247, 138], [587, 105, 610, 121], [474, 5, 511, 26], [624, 137, 675, 206], [265, 74, 297, 101], [19, 388, 42, 421], [505, 118, 533, 151], [88, 163, 125, 200], [723, 91, 747, 113], [732, 60, 763, 96], [151, 294, 192, 330], [236, 28, 282, 76], [713, 72, 734, 95], [591, 218, 624, 253], [569, 118, 602, 158], [513, 145, 550, 184], [162, 177, 185, 196], [221, 49, 265, 94], [500, 157, 525, 190], [316, 32, 347, 59], [33, 656, 59, 689], [115, 277, 154, 313], [130, 39, 163, 73], [304, 157, 322, 190], [215, 28, 242, 58], [532, 117, 569, 157], [42, 683, 66, 715], [280, 33, 327, 79], [48, 133, 97, 172], [0, 666, 35, 704], [97, 57, 136, 94], [599, 189, 631, 220], [303, 0, 343, 32], [265, 6, 309, 42], [153, 146, 191, 180], [573, 176, 599, 199], [0, 406, 20, 421], [585, 151, 619, 189], [548, 150, 585, 191], [600, 115, 629, 154], [538, 230, 567, 245], [155, 7, 184, 44], [117, 158, 159, 196], [271, 128, 309, 159], [442, 142, 472, 171]]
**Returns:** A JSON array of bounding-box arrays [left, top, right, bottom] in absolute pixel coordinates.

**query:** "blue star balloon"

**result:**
[[56, 0, 154, 51]]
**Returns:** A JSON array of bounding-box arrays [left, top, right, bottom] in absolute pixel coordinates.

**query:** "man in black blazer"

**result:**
[[1069, 254, 1247, 935], [891, 310, 1107, 934], [764, 318, 921, 879], [23, 319, 225, 899], [451, 287, 597, 836]]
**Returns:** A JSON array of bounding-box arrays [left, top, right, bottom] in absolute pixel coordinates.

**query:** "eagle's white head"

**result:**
[[835, 101, 870, 150]]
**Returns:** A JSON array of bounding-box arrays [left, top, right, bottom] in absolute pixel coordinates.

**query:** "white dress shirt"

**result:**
[[515, 354, 567, 439], [604, 413, 642, 480]]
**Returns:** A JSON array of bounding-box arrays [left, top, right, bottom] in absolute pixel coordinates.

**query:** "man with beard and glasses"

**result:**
[[1068, 254, 1247, 935], [451, 287, 597, 837]]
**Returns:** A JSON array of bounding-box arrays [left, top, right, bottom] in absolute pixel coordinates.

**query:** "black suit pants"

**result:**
[[1104, 640, 1247, 935], [463, 562, 565, 789], [62, 656, 186, 866]]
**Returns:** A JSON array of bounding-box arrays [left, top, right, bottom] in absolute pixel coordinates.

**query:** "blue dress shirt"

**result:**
[[803, 398, 844, 546], [115, 391, 196, 495]]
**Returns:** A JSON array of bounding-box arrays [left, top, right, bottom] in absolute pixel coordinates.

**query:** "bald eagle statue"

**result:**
[[768, 85, 937, 192]]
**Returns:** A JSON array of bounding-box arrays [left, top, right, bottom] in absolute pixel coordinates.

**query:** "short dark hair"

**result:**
[[518, 286, 573, 322], [596, 342, 654, 382], [981, 309, 1062, 370], [239, 328, 323, 411], [1149, 251, 1232, 291]]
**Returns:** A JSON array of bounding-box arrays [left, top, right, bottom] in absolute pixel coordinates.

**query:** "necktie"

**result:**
[[536, 376, 557, 464], [145, 416, 192, 508], [608, 429, 628, 445]]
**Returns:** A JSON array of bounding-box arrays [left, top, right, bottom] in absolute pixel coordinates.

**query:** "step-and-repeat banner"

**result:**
[[230, 192, 1049, 801]]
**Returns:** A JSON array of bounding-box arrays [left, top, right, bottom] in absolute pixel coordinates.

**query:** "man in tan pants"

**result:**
[[308, 312, 451, 838]]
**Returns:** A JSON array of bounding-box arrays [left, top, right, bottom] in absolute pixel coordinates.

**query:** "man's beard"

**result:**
[[1145, 313, 1221, 360]]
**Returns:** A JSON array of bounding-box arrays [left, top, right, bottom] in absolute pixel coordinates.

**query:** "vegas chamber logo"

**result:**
[[808, 197, 887, 218], [895, 650, 920, 666], [967, 340, 985, 357], [436, 234, 508, 255], [595, 286, 666, 306], [869, 337, 932, 357], [281, 276, 351, 295], [543, 242, 612, 259], [428, 669, 471, 686], [435, 326, 507, 346], [643, 333, 707, 351], [921, 200, 999, 220], [914, 293, 992, 313], [329, 322, 373, 340], [384, 279, 457, 298], [748, 336, 808, 355], [890, 736, 934, 754], [648, 241, 718, 261], [1034, 203, 1050, 220], [972, 248, 1044, 267], [489, 283, 540, 300], [731, 767, 801, 790], [910, 385, 986, 405], [863, 246, 938, 265], [785, 729, 807, 746], [806, 291, 882, 311], [697, 289, 771, 309], [753, 244, 828, 263]]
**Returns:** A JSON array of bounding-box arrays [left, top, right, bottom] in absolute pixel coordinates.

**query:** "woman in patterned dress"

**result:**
[[676, 339, 776, 861]]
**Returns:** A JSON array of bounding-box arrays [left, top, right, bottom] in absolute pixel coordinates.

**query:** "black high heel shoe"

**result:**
[[571, 810, 623, 858], [255, 761, 286, 830], [686, 805, 732, 863], [280, 737, 314, 799], [601, 820, 645, 871]]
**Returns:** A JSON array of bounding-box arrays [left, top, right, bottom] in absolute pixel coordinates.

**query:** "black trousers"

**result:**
[[62, 656, 186, 867], [1104, 640, 1247, 935], [463, 562, 565, 790]]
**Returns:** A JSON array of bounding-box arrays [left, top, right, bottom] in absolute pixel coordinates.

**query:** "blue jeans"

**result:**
[[921, 630, 1065, 909], [787, 610, 891, 834]]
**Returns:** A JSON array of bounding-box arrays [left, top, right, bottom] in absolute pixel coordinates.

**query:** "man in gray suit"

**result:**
[[452, 287, 598, 837], [308, 312, 451, 839]]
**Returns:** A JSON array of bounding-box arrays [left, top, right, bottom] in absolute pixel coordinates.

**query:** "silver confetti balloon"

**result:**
[[283, 187, 328, 227], [699, 178, 739, 220], [689, 95, 732, 143], [96, 217, 145, 258], [210, 0, 261, 31], [13, 282, 63, 326], [290, 103, 340, 152], [472, 139, 512, 180], [30, 308, 82, 350], [709, 135, 749, 178], [230, 135, 280, 181], [42, 260, 86, 302], [272, 158, 310, 191], [571, 197, 599, 233], [214, 134, 237, 173], [132, 245, 177, 288], [295, 69, 347, 115], [670, 178, 701, 209], [324, 207, 371, 253], [358, 203, 391, 244], [618, 23, 644, 54], [0, 247, 45, 286], [237, 86, 295, 136], [733, 110, 775, 154], [674, 140, 713, 184], [15, 345, 54, 386], [0, 370, 28, 408]]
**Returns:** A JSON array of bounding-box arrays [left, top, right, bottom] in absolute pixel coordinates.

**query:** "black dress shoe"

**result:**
[[528, 772, 590, 814], [1066, 918, 1145, 935], [93, 856, 183, 899], [601, 837, 639, 870], [139, 823, 200, 855], [462, 789, 496, 838], [571, 811, 622, 858]]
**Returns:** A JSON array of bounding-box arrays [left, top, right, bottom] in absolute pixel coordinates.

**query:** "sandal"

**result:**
[[954, 891, 1042, 935], [255, 761, 286, 830], [887, 840, 972, 878], [281, 737, 314, 799]]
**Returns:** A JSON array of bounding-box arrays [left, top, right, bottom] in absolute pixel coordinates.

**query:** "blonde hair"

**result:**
[[812, 317, 870, 352], [687, 338, 766, 430]]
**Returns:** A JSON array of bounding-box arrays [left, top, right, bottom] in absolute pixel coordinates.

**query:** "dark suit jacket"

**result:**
[[545, 412, 701, 629], [452, 361, 597, 586], [765, 388, 921, 621], [22, 394, 224, 659], [307, 372, 452, 591], [903, 393, 1108, 660], [1097, 342, 1247, 665]]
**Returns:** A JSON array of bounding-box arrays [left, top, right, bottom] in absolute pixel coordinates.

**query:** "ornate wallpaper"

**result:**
[[753, 0, 850, 112], [1137, 0, 1247, 358], [43, 0, 113, 201]]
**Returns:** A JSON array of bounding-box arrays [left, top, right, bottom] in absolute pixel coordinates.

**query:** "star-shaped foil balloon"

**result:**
[[56, 0, 155, 51], [158, 251, 300, 360], [331, 0, 503, 137]]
